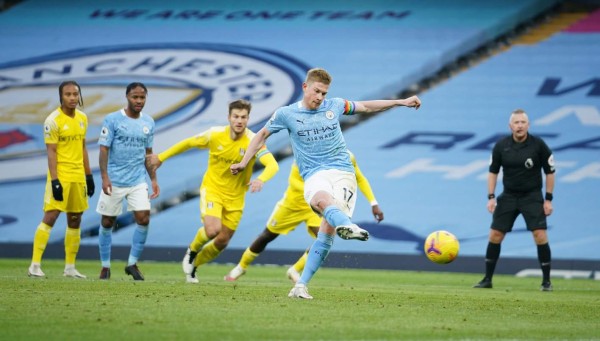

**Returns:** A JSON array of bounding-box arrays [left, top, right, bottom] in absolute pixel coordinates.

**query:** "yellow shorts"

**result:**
[[43, 180, 88, 213], [200, 187, 244, 230], [266, 199, 321, 238]]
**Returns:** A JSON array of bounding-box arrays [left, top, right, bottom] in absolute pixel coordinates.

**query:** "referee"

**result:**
[[474, 109, 555, 291]]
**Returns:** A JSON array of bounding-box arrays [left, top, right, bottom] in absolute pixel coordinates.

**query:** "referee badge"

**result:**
[[524, 158, 533, 169]]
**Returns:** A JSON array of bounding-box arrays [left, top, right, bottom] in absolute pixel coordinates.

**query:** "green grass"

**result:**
[[1, 259, 599, 341]]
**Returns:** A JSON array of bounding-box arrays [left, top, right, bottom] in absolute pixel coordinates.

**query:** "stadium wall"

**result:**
[[2, 1, 599, 276]]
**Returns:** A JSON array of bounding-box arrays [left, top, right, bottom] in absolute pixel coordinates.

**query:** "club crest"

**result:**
[[0, 43, 309, 182]]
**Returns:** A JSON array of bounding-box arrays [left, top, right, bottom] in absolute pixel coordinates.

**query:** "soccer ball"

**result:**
[[424, 230, 460, 264]]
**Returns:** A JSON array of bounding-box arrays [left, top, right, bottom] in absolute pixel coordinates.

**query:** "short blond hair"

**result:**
[[509, 108, 528, 123], [305, 68, 332, 85]]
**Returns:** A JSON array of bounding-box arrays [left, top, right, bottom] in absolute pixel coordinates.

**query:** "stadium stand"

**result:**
[[2, 0, 598, 275]]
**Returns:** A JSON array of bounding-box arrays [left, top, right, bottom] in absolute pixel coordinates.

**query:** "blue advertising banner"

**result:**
[[5, 0, 596, 265]]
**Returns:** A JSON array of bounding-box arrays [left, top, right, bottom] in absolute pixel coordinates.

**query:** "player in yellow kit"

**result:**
[[224, 150, 384, 282], [28, 80, 95, 278], [146, 99, 279, 283]]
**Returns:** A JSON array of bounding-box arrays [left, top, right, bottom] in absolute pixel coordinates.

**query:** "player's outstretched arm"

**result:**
[[147, 136, 199, 173], [352, 153, 383, 222], [248, 151, 279, 193], [354, 95, 421, 114], [231, 127, 271, 175]]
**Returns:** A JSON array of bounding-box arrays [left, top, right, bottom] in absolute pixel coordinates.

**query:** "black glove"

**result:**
[[86, 174, 95, 197], [51, 179, 63, 201]]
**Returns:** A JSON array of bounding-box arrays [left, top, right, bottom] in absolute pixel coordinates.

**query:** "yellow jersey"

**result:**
[[159, 125, 277, 199], [351, 151, 377, 205], [43, 107, 88, 183], [280, 162, 308, 211]]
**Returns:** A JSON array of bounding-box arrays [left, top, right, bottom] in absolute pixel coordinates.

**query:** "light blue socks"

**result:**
[[128, 225, 148, 266], [98, 226, 112, 268], [299, 232, 334, 285], [323, 205, 351, 227]]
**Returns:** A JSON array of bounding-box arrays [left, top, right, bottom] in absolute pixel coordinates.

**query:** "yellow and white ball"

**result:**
[[424, 230, 460, 264]]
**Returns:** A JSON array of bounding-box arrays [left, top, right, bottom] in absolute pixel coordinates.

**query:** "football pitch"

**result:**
[[1, 258, 598, 341]]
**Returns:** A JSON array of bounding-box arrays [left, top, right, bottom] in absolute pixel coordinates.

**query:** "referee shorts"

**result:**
[[491, 191, 547, 233]]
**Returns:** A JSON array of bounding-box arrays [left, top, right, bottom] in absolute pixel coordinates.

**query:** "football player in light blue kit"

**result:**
[[231, 68, 421, 299], [96, 82, 159, 281]]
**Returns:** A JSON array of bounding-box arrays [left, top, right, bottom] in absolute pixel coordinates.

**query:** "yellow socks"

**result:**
[[194, 241, 222, 267], [64, 227, 81, 266], [32, 224, 81, 267], [292, 251, 308, 272], [239, 248, 259, 270], [189, 227, 209, 252], [32, 222, 52, 263]]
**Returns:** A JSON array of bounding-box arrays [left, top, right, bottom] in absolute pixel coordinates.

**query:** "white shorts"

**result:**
[[304, 169, 357, 217], [96, 182, 151, 217]]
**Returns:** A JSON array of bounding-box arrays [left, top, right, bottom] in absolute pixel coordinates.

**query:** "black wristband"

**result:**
[[545, 192, 553, 201], [488, 194, 495, 200]]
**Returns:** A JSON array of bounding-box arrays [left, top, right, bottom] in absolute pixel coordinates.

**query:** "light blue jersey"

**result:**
[[266, 98, 356, 180], [98, 109, 155, 187]]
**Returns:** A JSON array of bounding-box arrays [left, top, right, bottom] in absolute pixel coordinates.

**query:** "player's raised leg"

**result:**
[[308, 173, 367, 241]]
